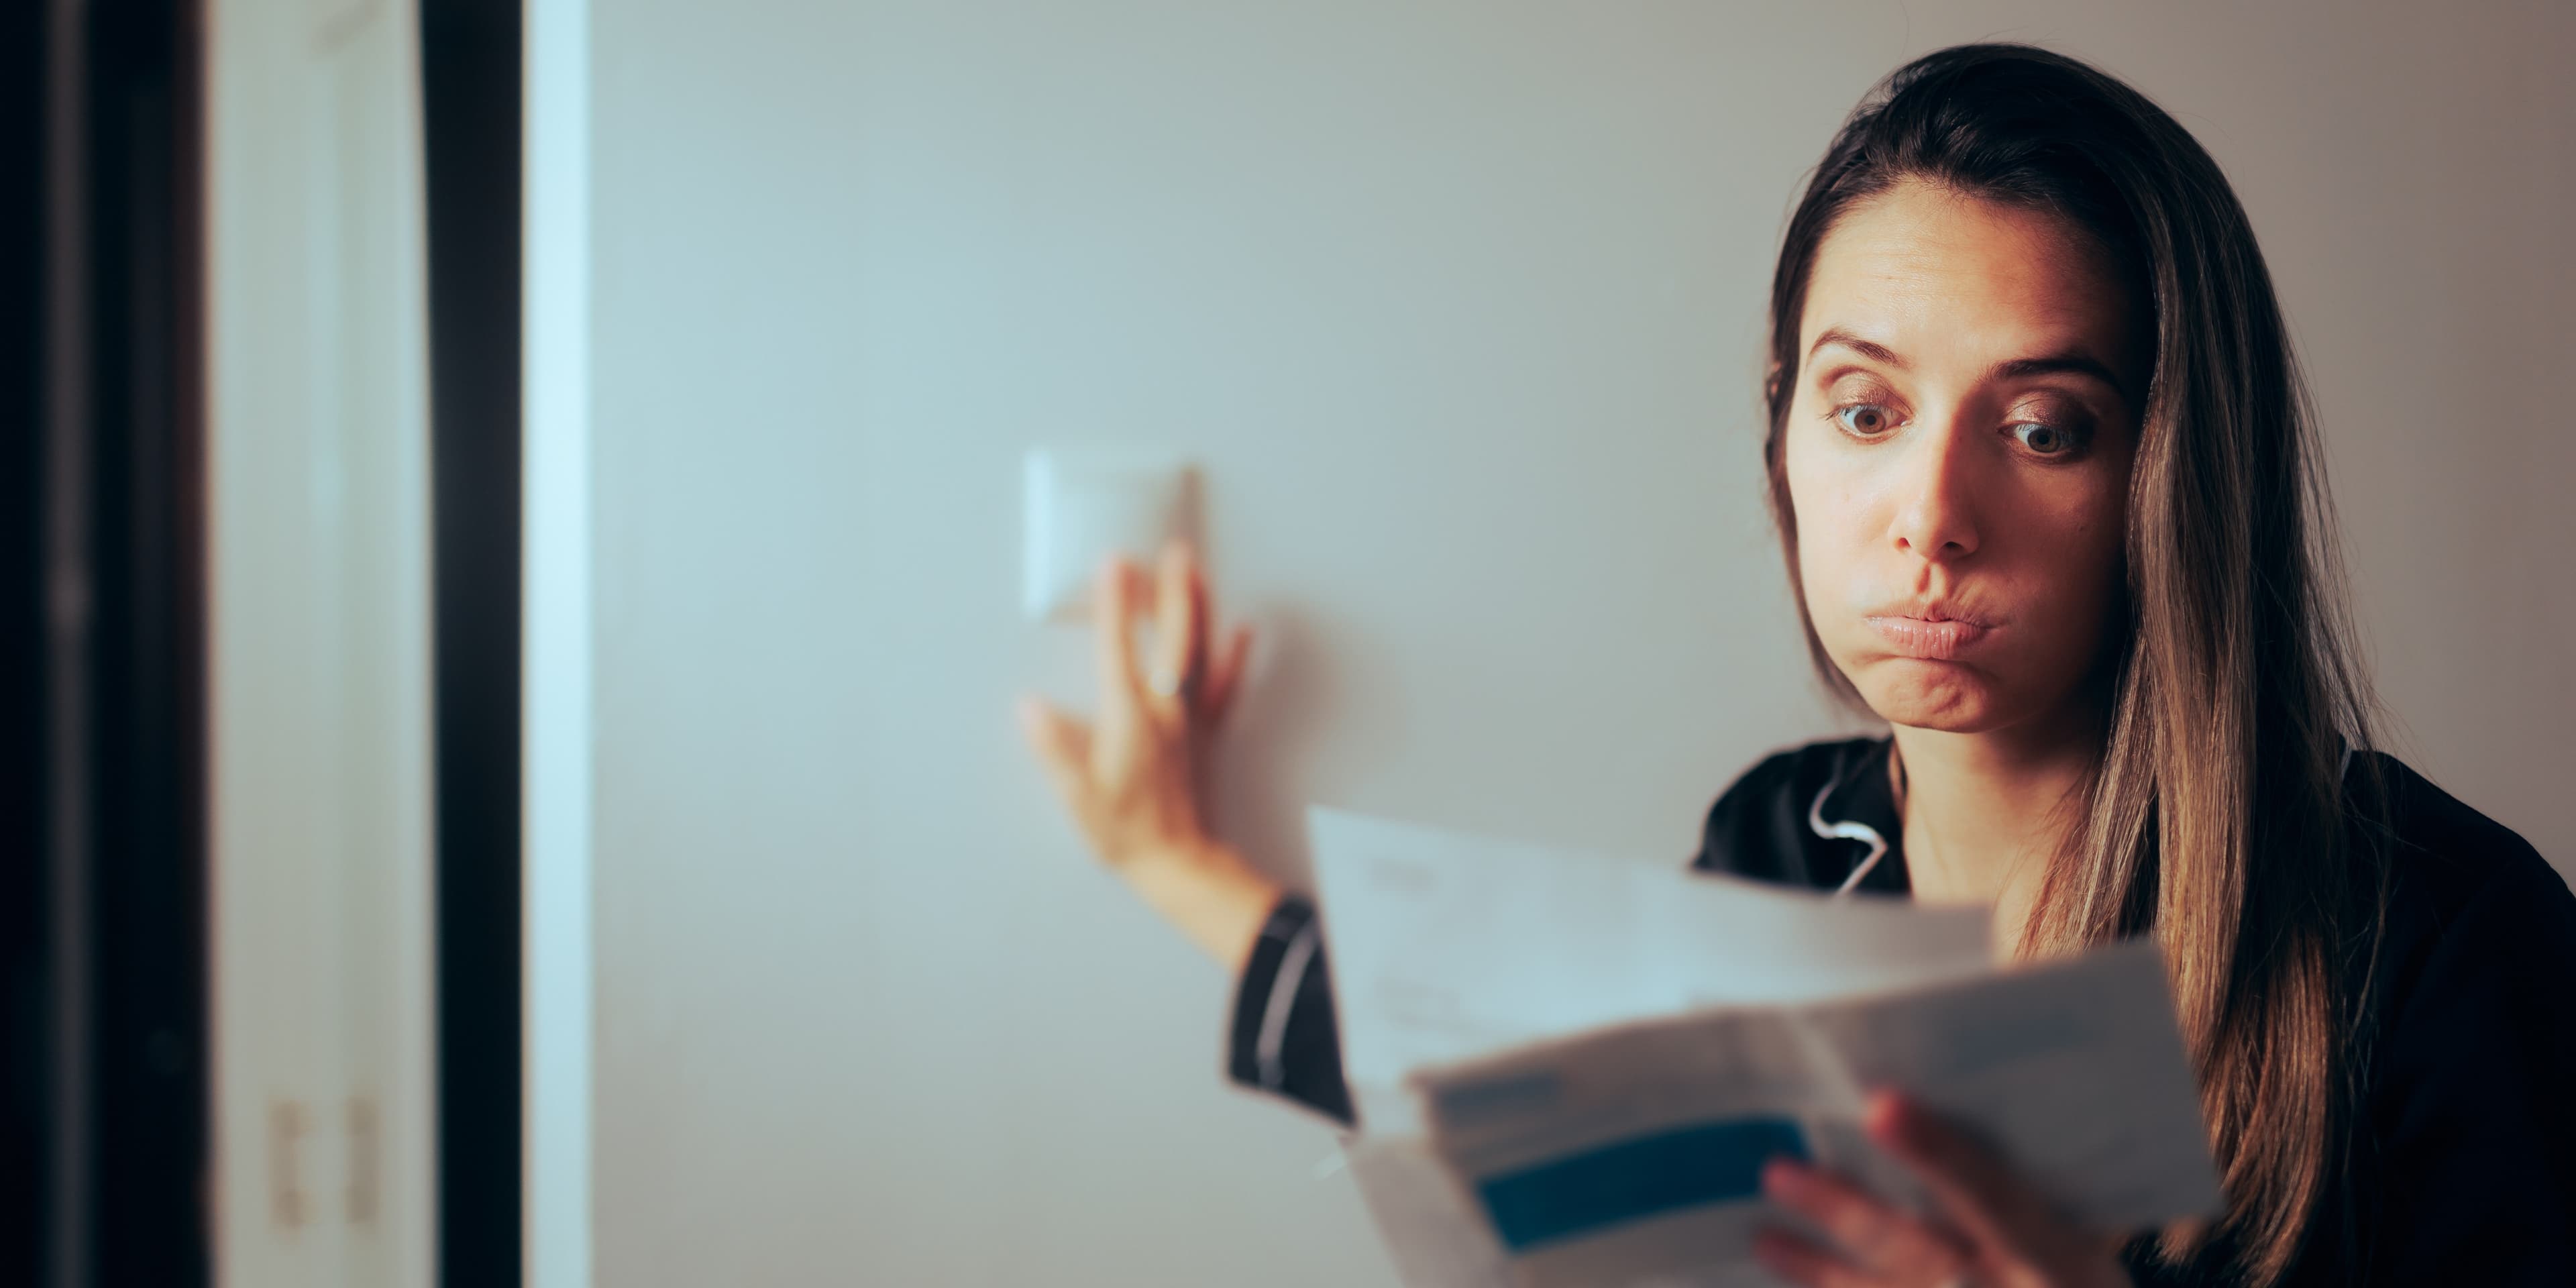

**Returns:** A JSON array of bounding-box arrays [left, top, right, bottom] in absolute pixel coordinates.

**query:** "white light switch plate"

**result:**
[[1022, 447, 1195, 623]]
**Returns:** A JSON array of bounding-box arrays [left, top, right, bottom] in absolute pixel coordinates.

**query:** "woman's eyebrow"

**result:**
[[1807, 326, 2129, 398]]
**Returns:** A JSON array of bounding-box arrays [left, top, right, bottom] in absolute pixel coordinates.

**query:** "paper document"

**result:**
[[1307, 806, 2220, 1288]]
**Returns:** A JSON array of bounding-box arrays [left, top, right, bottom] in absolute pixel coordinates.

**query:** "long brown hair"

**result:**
[[1758, 44, 2389, 1285]]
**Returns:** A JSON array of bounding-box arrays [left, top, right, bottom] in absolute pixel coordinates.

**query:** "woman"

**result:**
[[1016, 43, 2576, 1288]]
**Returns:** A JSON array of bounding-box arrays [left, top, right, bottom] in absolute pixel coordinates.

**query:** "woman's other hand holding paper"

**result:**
[[1755, 1089, 2135, 1288]]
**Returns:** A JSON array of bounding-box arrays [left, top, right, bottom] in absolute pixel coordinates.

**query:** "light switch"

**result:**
[[1022, 447, 1195, 623]]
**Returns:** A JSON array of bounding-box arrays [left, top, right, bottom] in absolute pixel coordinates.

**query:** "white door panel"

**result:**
[[207, 0, 433, 1284]]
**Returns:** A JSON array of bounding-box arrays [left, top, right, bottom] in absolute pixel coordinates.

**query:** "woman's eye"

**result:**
[[2010, 421, 2082, 455], [1833, 404, 1899, 437]]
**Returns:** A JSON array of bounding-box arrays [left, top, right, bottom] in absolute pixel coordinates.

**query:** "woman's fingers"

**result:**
[[1075, 539, 1249, 743], [1762, 1157, 1970, 1277], [1093, 557, 1146, 718], [1017, 696, 1093, 813], [1183, 545, 1214, 694], [1146, 543, 1196, 718], [1754, 1095, 2129, 1288], [1866, 1091, 2051, 1265], [1748, 1226, 1887, 1288], [1201, 623, 1253, 727]]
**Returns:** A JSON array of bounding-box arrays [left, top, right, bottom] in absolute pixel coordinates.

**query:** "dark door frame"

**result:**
[[12, 1, 210, 1286], [421, 1, 527, 1284], [7, 3, 529, 1285]]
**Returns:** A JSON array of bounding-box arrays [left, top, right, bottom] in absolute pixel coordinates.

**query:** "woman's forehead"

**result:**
[[1799, 179, 2137, 384]]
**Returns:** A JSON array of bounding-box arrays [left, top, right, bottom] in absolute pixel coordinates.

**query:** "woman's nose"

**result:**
[[1890, 420, 1982, 562]]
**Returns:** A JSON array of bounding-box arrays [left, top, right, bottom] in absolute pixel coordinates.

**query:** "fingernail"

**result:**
[[1863, 1088, 1907, 1131], [1863, 1097, 1921, 1155]]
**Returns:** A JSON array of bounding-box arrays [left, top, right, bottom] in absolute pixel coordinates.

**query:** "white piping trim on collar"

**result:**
[[1811, 748, 1891, 898]]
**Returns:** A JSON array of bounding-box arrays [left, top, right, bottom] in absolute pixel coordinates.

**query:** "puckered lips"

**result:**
[[1862, 598, 2001, 661]]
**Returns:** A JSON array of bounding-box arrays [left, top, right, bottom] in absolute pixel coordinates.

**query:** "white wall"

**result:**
[[586, 3, 2575, 1284]]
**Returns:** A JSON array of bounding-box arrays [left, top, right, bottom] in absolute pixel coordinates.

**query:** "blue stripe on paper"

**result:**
[[1474, 1116, 1809, 1252]]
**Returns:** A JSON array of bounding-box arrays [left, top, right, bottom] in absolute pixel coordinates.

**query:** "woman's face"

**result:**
[[1784, 177, 2144, 735]]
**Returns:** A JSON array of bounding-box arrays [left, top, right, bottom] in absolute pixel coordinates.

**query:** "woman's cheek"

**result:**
[[1787, 476, 1856, 634], [2023, 482, 2129, 674]]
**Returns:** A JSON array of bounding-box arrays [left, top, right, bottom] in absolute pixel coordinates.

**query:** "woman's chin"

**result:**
[[1849, 660, 2022, 733]]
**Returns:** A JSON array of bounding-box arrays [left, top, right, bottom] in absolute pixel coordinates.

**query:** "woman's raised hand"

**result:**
[[1017, 542, 1281, 968]]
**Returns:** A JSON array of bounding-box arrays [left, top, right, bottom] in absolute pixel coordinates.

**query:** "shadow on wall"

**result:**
[[1209, 603, 1348, 898]]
